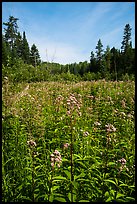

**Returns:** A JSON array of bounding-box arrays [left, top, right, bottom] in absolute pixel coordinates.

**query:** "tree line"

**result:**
[[2, 16, 135, 82], [2, 16, 41, 67]]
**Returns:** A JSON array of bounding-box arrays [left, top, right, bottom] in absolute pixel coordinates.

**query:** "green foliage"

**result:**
[[2, 80, 135, 202]]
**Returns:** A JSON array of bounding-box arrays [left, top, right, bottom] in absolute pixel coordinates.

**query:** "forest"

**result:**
[[2, 16, 135, 82]]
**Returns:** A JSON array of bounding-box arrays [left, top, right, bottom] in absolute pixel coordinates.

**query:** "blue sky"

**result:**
[[2, 2, 135, 65]]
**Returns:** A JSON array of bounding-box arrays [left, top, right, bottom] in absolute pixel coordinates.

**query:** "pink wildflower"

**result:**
[[63, 143, 70, 149], [27, 140, 37, 147]]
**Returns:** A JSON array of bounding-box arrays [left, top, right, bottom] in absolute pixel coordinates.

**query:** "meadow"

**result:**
[[2, 79, 135, 202]]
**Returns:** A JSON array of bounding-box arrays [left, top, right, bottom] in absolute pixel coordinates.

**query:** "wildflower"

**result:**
[[117, 158, 128, 172], [105, 124, 116, 133], [66, 94, 82, 117], [63, 143, 70, 149], [51, 157, 54, 162], [118, 158, 126, 165], [83, 131, 89, 137], [50, 150, 62, 168], [54, 149, 60, 156], [27, 140, 37, 147], [94, 121, 101, 126]]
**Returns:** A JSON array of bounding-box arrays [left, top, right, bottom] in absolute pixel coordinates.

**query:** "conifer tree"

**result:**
[[3, 16, 19, 50], [104, 45, 111, 72], [95, 39, 104, 72], [22, 31, 30, 64], [14, 32, 23, 59], [30, 44, 41, 66], [121, 24, 132, 52]]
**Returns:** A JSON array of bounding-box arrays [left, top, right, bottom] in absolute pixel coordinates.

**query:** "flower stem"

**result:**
[[70, 116, 73, 202]]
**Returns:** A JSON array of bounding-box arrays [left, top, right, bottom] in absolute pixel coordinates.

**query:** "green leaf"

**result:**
[[79, 200, 90, 202], [116, 193, 125, 199], [4, 157, 14, 166], [119, 183, 128, 187], [37, 147, 43, 151], [110, 189, 116, 196], [126, 197, 135, 201], [73, 154, 82, 159], [54, 128, 58, 133], [68, 192, 76, 202], [35, 165, 42, 170], [72, 180, 78, 189], [54, 197, 66, 202], [105, 197, 113, 202], [107, 162, 116, 166], [53, 176, 67, 180], [62, 158, 69, 162], [24, 167, 32, 171], [74, 172, 85, 181], [51, 186, 60, 192], [76, 178, 89, 182], [64, 170, 71, 180], [104, 191, 109, 197], [49, 194, 54, 202], [104, 179, 117, 186], [128, 185, 135, 189], [20, 196, 32, 201], [76, 161, 87, 169]]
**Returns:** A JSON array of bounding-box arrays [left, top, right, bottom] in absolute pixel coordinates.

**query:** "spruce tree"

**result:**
[[121, 24, 134, 75], [30, 44, 41, 66], [3, 16, 19, 50], [121, 24, 132, 52], [95, 39, 104, 72], [22, 31, 30, 64]]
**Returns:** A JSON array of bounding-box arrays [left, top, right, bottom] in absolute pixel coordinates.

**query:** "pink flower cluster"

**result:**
[[50, 150, 62, 168], [118, 158, 129, 172], [66, 93, 82, 116], [105, 124, 116, 133], [118, 158, 126, 165], [27, 140, 37, 147]]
